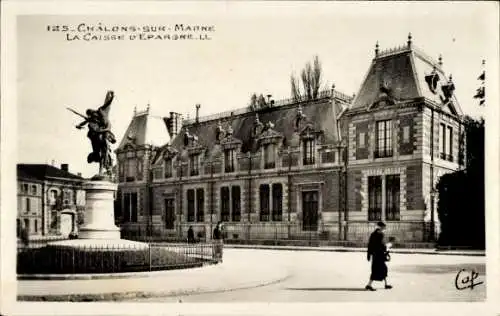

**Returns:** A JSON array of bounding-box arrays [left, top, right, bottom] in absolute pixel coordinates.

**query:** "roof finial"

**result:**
[[448, 74, 453, 82], [134, 105, 137, 115], [375, 41, 379, 57], [438, 54, 443, 67], [331, 83, 336, 91], [407, 32, 412, 47], [146, 103, 150, 112]]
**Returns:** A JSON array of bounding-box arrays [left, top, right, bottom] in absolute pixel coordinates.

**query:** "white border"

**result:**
[[1, 1, 499, 315]]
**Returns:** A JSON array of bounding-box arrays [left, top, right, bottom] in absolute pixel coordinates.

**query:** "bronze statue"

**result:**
[[68, 90, 116, 178]]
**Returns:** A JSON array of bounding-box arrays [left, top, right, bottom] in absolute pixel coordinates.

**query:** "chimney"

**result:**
[[169, 112, 182, 138], [61, 164, 69, 172], [195, 104, 201, 123]]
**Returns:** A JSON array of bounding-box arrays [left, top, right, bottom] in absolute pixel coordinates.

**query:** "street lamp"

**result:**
[[177, 159, 183, 238], [430, 188, 438, 242]]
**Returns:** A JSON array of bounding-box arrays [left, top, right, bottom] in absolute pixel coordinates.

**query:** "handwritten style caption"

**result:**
[[455, 269, 484, 290], [46, 23, 215, 42]]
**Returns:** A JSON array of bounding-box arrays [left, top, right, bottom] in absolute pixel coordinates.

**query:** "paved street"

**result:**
[[135, 249, 485, 302]]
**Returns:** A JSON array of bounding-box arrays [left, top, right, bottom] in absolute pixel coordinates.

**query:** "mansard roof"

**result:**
[[117, 107, 171, 151], [17, 164, 83, 182], [169, 90, 350, 157], [351, 37, 463, 117]]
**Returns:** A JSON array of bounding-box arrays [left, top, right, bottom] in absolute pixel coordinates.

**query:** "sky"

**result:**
[[14, 1, 498, 178]]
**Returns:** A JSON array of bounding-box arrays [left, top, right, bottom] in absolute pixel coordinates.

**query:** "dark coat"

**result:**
[[367, 228, 388, 281], [213, 226, 222, 240], [187, 227, 195, 243]]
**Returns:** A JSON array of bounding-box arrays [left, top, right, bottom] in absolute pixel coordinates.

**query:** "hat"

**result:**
[[377, 221, 386, 228]]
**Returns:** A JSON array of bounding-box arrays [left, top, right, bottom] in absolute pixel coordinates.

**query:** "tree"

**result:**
[[290, 74, 301, 102], [437, 116, 484, 249], [290, 55, 323, 101], [248, 93, 258, 111]]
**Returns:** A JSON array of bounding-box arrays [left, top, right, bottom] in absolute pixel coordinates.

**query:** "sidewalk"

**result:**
[[224, 244, 485, 256], [17, 255, 290, 301]]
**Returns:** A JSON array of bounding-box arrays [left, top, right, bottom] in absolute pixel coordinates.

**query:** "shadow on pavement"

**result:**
[[286, 287, 368, 292]]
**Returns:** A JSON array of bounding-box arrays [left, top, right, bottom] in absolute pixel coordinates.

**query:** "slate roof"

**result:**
[[168, 93, 348, 158], [351, 42, 463, 116], [17, 164, 84, 182], [117, 108, 171, 150]]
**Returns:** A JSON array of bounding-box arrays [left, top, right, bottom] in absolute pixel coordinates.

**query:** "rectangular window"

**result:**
[[25, 198, 31, 213], [196, 188, 205, 222], [259, 184, 270, 221], [303, 139, 315, 165], [34, 219, 38, 233], [153, 168, 163, 180], [165, 198, 175, 229], [24, 219, 30, 234], [368, 176, 382, 221], [190, 155, 200, 176], [122, 193, 138, 222], [220, 187, 230, 222], [263, 144, 276, 169], [165, 159, 173, 178], [385, 175, 400, 221], [23, 184, 29, 193], [187, 189, 195, 222], [224, 149, 236, 173], [272, 184, 283, 221], [231, 186, 241, 222], [447, 126, 453, 162], [403, 126, 410, 143], [440, 123, 446, 159], [358, 132, 366, 148], [31, 185, 37, 195], [376, 120, 392, 158], [126, 159, 137, 182]]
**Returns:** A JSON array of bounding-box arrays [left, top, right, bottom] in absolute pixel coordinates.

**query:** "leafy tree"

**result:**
[[437, 116, 484, 249]]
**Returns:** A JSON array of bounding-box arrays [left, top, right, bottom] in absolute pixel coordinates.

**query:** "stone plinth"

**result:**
[[78, 180, 120, 239]]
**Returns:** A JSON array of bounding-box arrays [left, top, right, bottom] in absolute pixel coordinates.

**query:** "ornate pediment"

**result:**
[[299, 123, 322, 140], [440, 75, 455, 104], [258, 121, 283, 145], [219, 122, 242, 149]]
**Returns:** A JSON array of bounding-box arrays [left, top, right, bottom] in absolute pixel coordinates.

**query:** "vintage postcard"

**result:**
[[1, 1, 499, 316]]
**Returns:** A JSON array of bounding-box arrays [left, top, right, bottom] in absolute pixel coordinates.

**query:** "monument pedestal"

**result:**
[[78, 180, 120, 239]]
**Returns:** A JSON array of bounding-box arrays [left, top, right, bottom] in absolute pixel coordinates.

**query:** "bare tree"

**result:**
[[311, 55, 322, 99], [257, 94, 267, 108], [249, 93, 258, 111], [291, 55, 323, 102], [291, 73, 301, 102]]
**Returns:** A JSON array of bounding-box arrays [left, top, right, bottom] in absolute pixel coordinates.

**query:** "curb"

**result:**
[[17, 273, 291, 302], [224, 245, 485, 257], [17, 262, 213, 281]]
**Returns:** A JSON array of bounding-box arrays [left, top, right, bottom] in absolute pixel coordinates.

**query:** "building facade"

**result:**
[[17, 164, 86, 237], [116, 36, 465, 244]]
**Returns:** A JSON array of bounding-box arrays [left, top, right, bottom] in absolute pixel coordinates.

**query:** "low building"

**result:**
[[116, 35, 465, 244], [17, 164, 85, 237]]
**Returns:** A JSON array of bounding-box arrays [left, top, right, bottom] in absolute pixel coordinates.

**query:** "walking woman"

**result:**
[[365, 221, 392, 291]]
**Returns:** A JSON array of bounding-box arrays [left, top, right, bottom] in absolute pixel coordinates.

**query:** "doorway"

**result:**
[[302, 191, 319, 231]]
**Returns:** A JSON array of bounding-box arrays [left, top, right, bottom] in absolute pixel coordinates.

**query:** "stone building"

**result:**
[[116, 35, 465, 244], [17, 164, 85, 237]]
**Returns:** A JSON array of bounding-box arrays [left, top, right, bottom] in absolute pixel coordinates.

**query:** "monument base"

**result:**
[[47, 238, 148, 250]]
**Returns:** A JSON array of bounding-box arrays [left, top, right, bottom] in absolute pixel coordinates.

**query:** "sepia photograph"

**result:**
[[1, 1, 499, 316]]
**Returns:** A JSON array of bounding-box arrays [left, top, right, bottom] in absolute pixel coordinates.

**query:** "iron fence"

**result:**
[[17, 241, 218, 274], [120, 221, 438, 247]]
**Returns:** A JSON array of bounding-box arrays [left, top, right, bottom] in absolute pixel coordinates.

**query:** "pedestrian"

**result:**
[[187, 225, 195, 244], [213, 221, 224, 263], [365, 221, 392, 291]]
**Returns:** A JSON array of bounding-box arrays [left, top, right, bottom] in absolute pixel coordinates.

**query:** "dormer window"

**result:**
[[224, 148, 236, 173], [190, 154, 200, 176], [263, 143, 276, 169], [126, 158, 137, 182], [164, 158, 173, 178], [303, 139, 315, 165]]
